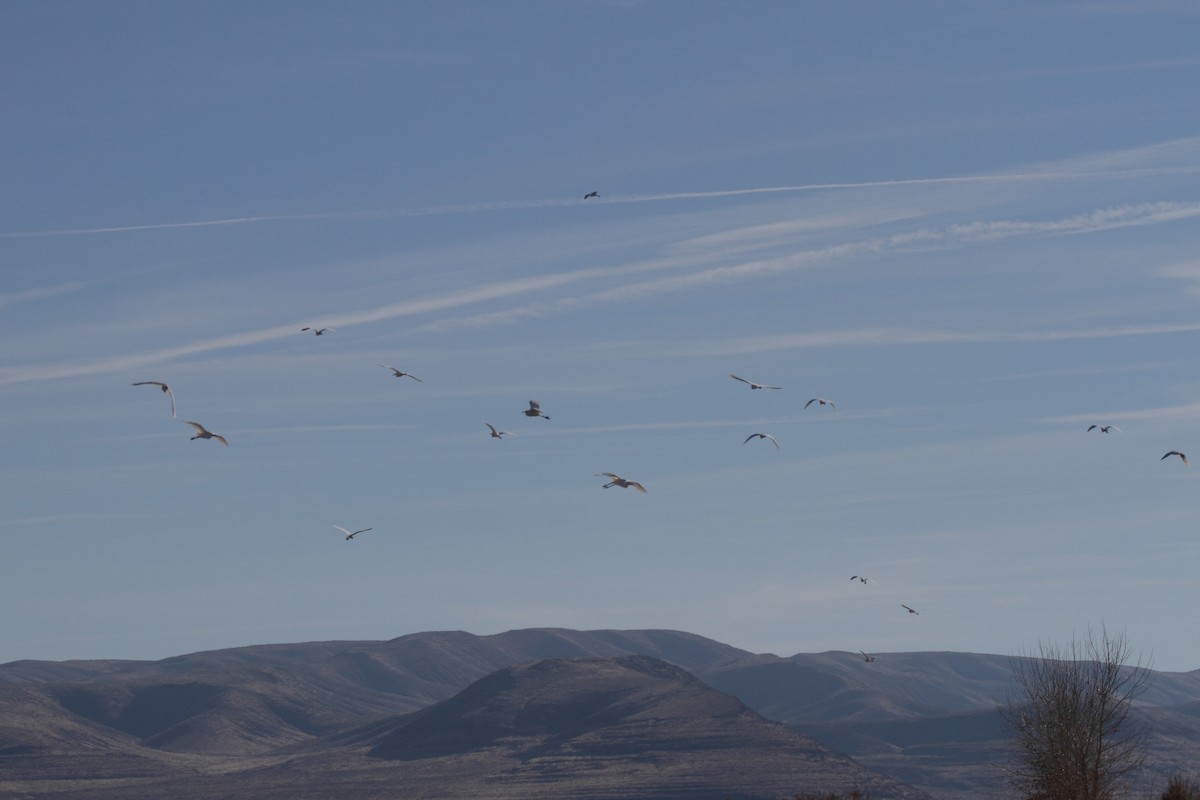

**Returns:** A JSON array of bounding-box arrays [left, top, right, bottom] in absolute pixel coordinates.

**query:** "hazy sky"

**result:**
[[4, 1, 1200, 671]]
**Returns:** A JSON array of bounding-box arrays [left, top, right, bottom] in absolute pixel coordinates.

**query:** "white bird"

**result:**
[[860, 650, 877, 663], [742, 432, 780, 449], [523, 400, 550, 419], [1162, 450, 1189, 465], [379, 365, 422, 381], [850, 575, 869, 584], [485, 423, 509, 439], [334, 525, 373, 541], [730, 374, 780, 390], [596, 472, 647, 493], [901, 604, 919, 615], [132, 381, 176, 417], [805, 397, 836, 410], [301, 327, 336, 336], [1087, 425, 1120, 433], [182, 420, 228, 446]]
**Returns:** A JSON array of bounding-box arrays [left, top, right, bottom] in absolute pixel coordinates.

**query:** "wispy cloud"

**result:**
[[0, 282, 89, 309], [1044, 401, 1200, 425], [655, 321, 1200, 358], [0, 271, 613, 386], [0, 512, 145, 528], [419, 202, 1200, 334], [5, 146, 1197, 240], [5, 197, 1197, 387]]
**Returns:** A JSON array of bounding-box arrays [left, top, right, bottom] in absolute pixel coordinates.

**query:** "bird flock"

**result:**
[[123, 192, 1193, 667]]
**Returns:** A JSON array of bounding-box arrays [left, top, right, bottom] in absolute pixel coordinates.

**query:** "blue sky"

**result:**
[[3, 1, 1200, 671]]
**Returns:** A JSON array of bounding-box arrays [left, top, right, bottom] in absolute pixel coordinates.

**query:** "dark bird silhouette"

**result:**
[[584, 191, 599, 199], [901, 604, 919, 615], [805, 397, 836, 410], [379, 365, 422, 381], [132, 381, 176, 417], [1087, 425, 1120, 433], [1162, 450, 1189, 465], [523, 400, 550, 419], [742, 432, 780, 449], [182, 420, 228, 446], [850, 575, 869, 584], [596, 472, 647, 493], [485, 423, 509, 439], [730, 374, 780, 390], [860, 650, 877, 663], [334, 525, 373, 541], [301, 327, 336, 336]]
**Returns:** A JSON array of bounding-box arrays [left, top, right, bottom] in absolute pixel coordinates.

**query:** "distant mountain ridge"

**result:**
[[2, 628, 1198, 799]]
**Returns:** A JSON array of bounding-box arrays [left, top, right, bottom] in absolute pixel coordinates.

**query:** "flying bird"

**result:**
[[379, 365, 423, 381], [859, 651, 877, 663], [850, 575, 869, 584], [730, 374, 780, 390], [1162, 451, 1189, 465], [334, 525, 373, 541], [596, 472, 647, 493], [742, 432, 780, 449], [301, 327, 336, 336], [584, 191, 599, 199], [523, 400, 550, 419], [132, 381, 176, 417], [182, 420, 228, 446], [1087, 425, 1120, 433], [901, 604, 919, 615], [805, 397, 836, 410], [485, 423, 509, 439]]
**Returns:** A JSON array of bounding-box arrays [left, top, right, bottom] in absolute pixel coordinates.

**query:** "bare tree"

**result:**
[[1002, 626, 1150, 800]]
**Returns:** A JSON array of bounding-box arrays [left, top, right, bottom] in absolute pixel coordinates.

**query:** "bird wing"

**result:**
[[406, 373, 423, 382], [212, 433, 229, 446], [353, 528, 373, 536], [133, 382, 175, 416], [333, 526, 352, 536], [597, 472, 621, 479], [742, 434, 756, 445], [804, 398, 817, 409], [486, 423, 498, 434], [1087, 425, 1098, 431], [380, 364, 399, 374], [730, 374, 751, 385], [629, 482, 648, 493], [529, 400, 541, 410], [182, 420, 206, 434], [764, 434, 780, 448]]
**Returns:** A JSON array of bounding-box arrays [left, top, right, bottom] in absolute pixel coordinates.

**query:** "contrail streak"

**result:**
[[4, 167, 1194, 239]]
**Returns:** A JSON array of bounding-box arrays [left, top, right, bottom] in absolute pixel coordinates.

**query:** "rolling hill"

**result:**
[[2, 628, 1197, 799]]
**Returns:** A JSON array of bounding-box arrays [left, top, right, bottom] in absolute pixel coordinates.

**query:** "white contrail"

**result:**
[[3, 200, 1197, 387], [4, 166, 1196, 239], [417, 201, 1200, 334], [0, 270, 613, 386]]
